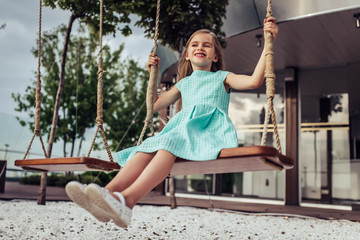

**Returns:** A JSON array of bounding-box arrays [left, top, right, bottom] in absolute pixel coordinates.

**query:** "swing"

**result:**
[[15, 0, 120, 172], [17, 0, 293, 174], [171, 146, 293, 176], [135, 0, 294, 177]]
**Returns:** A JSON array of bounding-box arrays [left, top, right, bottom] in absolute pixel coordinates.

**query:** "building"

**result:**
[[158, 0, 360, 212]]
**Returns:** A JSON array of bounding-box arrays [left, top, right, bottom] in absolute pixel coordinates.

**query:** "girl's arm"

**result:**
[[224, 17, 279, 91], [146, 54, 181, 113], [153, 86, 181, 112]]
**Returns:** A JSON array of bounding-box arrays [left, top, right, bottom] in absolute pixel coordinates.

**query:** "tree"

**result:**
[[134, 0, 229, 54], [22, 0, 136, 205], [44, 0, 134, 36], [12, 25, 146, 158], [42, 0, 135, 157], [104, 59, 149, 151]]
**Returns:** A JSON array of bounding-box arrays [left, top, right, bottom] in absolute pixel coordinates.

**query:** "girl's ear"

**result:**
[[213, 55, 218, 63], [185, 51, 189, 60]]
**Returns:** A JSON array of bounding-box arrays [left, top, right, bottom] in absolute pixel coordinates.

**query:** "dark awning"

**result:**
[[223, 0, 360, 37], [223, 1, 360, 73]]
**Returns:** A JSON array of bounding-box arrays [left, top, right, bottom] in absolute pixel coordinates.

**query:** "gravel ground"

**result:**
[[0, 200, 359, 240]]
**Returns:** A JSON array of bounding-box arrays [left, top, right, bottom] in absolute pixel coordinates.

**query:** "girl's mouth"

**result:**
[[195, 53, 206, 57]]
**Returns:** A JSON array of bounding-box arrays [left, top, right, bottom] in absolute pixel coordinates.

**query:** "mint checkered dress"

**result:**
[[114, 70, 238, 167]]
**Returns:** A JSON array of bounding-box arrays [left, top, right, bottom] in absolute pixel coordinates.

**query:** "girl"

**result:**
[[66, 17, 279, 228]]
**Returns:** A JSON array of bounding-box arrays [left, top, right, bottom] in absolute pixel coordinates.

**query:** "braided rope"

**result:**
[[23, 0, 48, 160], [261, 102, 270, 145], [137, 0, 161, 146], [35, 0, 42, 133], [87, 0, 113, 161], [100, 126, 113, 160], [87, 126, 99, 157], [96, 0, 104, 127], [270, 100, 282, 152], [152, 0, 160, 55], [260, 0, 282, 153]]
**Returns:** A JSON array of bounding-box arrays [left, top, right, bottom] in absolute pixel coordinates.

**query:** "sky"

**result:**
[[0, 0, 153, 117], [0, 0, 153, 167]]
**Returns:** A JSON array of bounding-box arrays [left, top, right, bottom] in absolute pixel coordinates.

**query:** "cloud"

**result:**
[[104, 33, 153, 66], [103, 15, 153, 66], [0, 2, 152, 116]]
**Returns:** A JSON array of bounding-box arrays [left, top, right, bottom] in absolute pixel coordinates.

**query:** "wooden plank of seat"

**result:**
[[15, 146, 293, 174], [170, 146, 294, 176], [15, 157, 120, 172]]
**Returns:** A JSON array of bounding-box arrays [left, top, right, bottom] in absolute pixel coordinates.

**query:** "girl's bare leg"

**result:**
[[105, 152, 155, 193], [118, 150, 176, 208]]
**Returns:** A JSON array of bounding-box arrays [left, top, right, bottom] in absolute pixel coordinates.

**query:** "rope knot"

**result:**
[[97, 69, 105, 75], [265, 51, 274, 57], [264, 73, 276, 79], [96, 117, 104, 126]]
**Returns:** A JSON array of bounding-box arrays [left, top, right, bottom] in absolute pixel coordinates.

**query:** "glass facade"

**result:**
[[172, 83, 287, 201], [227, 90, 285, 200], [300, 66, 360, 206], [170, 63, 360, 208], [300, 94, 350, 203]]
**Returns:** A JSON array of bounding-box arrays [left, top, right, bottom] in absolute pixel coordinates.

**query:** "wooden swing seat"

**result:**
[[15, 146, 293, 174], [170, 145, 293, 176], [15, 157, 120, 172]]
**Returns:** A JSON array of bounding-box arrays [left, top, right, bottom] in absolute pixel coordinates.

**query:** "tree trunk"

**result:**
[[37, 13, 77, 205], [70, 136, 75, 157], [63, 136, 67, 157], [77, 129, 85, 157]]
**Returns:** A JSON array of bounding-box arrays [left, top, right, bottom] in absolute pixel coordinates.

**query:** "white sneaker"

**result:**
[[65, 181, 110, 222], [85, 183, 132, 228]]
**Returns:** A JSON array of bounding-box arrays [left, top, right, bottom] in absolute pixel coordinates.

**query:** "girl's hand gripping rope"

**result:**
[[147, 53, 160, 73]]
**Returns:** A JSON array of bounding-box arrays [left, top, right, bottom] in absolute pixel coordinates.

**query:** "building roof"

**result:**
[[223, 0, 360, 37], [223, 2, 360, 73]]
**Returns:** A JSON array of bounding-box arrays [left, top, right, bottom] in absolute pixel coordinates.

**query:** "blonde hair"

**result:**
[[177, 29, 225, 81]]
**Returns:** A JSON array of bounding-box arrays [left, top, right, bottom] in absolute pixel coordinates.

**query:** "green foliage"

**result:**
[[19, 171, 116, 187], [107, 170, 119, 179], [134, 0, 229, 51], [80, 175, 102, 186], [12, 24, 148, 156], [81, 171, 111, 186], [189, 176, 212, 192], [47, 174, 78, 187], [43, 0, 135, 37], [19, 174, 42, 185], [105, 59, 150, 150]]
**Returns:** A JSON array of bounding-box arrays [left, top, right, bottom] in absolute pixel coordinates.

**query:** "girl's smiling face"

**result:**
[[185, 33, 218, 71]]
